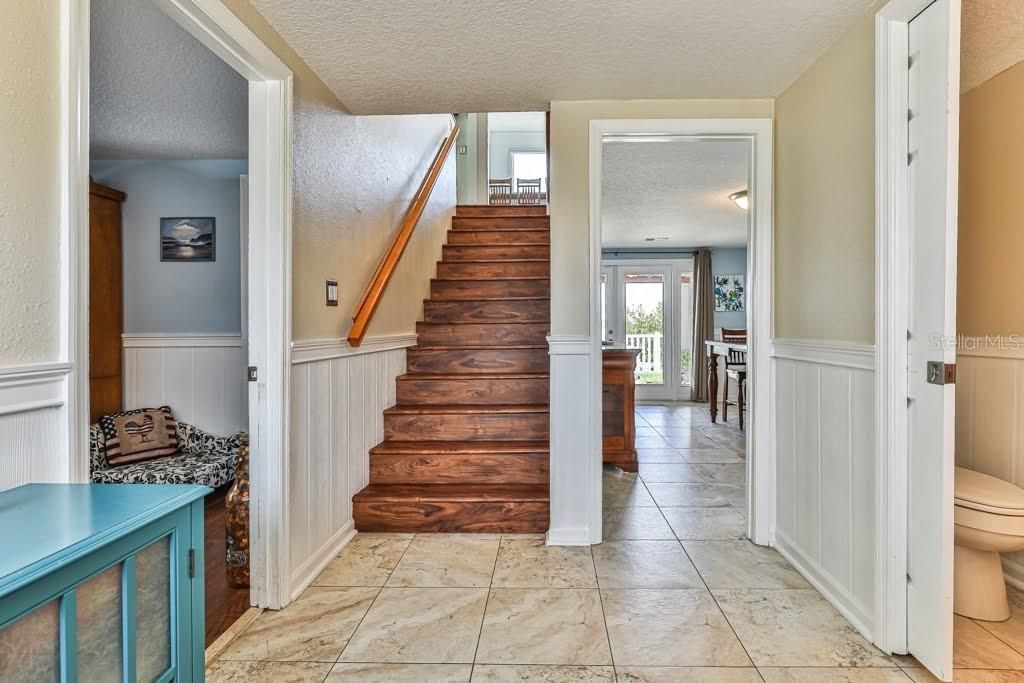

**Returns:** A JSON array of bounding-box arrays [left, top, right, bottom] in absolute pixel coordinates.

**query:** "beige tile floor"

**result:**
[[208, 403, 1024, 682]]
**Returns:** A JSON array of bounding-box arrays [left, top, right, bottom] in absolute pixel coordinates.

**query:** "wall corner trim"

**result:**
[[770, 338, 876, 370], [546, 335, 592, 355], [122, 333, 244, 348], [0, 363, 72, 417], [289, 522, 357, 601], [291, 333, 418, 364]]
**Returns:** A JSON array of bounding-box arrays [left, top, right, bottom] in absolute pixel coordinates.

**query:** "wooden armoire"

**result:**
[[89, 180, 126, 423]]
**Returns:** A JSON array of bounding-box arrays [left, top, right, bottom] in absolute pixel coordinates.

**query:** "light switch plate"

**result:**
[[326, 279, 338, 306], [456, 144, 468, 155]]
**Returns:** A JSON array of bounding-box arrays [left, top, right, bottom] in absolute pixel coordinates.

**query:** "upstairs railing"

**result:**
[[347, 124, 460, 347]]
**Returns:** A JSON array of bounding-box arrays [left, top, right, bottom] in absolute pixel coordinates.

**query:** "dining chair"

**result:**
[[488, 178, 513, 205], [720, 327, 748, 430], [516, 177, 542, 205]]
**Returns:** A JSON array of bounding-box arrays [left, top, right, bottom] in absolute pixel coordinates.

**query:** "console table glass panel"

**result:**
[[0, 484, 208, 682]]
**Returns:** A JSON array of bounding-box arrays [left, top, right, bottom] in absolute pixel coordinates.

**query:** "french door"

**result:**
[[602, 261, 693, 401]]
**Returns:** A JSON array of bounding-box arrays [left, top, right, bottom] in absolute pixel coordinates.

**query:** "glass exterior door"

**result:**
[[624, 271, 668, 397], [602, 261, 691, 401]]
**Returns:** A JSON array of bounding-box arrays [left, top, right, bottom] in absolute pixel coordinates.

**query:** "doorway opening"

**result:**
[[586, 118, 774, 548], [63, 0, 294, 625]]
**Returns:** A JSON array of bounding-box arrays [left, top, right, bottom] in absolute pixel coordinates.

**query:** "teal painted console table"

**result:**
[[0, 484, 210, 682]]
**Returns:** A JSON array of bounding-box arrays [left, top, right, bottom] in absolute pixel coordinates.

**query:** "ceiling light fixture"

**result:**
[[643, 236, 670, 242], [729, 190, 749, 210]]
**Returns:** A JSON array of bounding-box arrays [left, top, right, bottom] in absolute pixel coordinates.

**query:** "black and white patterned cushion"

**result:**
[[89, 421, 243, 489]]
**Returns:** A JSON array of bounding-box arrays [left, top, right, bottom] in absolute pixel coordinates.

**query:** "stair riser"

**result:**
[[452, 216, 549, 230], [447, 230, 549, 245], [423, 299, 549, 323], [384, 413, 548, 441], [406, 348, 548, 374], [442, 245, 550, 261], [354, 499, 549, 533], [369, 453, 549, 484], [456, 205, 547, 218], [397, 377, 549, 405], [430, 279, 550, 300], [416, 322, 548, 346], [437, 261, 549, 279]]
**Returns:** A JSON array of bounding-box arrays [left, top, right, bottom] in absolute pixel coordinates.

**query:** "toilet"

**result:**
[[954, 466, 1024, 621]]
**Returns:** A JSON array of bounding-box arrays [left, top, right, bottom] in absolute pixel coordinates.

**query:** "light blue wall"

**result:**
[[90, 159, 247, 334], [711, 247, 747, 332]]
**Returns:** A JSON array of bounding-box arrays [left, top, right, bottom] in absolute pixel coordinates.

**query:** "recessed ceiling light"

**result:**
[[729, 190, 749, 210]]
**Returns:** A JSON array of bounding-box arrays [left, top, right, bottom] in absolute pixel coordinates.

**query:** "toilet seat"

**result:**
[[955, 467, 1024, 516]]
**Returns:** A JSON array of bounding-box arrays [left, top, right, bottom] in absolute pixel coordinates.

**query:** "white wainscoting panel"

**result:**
[[548, 335, 598, 546], [772, 339, 877, 641], [123, 334, 248, 436], [0, 363, 72, 491], [955, 339, 1024, 583], [287, 336, 411, 598]]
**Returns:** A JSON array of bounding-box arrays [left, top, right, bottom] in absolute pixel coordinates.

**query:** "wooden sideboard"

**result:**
[[0, 484, 209, 682], [602, 348, 640, 472]]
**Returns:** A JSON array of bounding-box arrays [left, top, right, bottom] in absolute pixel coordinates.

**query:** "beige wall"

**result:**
[[0, 1, 61, 364], [548, 99, 774, 336], [222, 0, 454, 341], [773, 5, 879, 345], [957, 59, 1024, 336]]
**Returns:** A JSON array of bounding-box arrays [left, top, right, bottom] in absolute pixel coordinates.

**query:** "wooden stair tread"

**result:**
[[370, 440, 549, 454], [397, 372, 547, 380], [354, 483, 549, 503], [384, 403, 548, 415]]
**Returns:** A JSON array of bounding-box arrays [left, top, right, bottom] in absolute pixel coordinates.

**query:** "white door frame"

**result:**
[[874, 0, 961, 655], [588, 119, 775, 545], [60, 0, 294, 609]]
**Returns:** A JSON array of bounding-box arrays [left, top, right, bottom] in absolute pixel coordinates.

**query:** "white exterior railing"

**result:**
[[626, 333, 663, 374]]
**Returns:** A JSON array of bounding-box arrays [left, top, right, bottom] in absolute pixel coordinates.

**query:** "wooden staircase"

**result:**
[[352, 204, 550, 533]]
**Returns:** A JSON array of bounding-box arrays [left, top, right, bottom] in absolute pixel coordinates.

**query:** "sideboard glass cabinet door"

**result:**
[[0, 485, 207, 683]]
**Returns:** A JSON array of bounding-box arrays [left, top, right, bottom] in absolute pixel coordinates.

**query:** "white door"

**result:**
[[906, 0, 959, 678]]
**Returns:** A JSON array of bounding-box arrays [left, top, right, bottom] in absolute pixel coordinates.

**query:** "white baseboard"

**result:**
[[289, 521, 356, 601], [545, 527, 592, 546], [775, 531, 876, 644]]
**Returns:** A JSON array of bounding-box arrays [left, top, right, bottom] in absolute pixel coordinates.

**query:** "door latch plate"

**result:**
[[926, 361, 956, 386]]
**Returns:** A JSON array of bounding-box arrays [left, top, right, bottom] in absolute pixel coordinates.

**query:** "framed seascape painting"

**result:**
[[714, 274, 745, 312], [160, 217, 215, 262]]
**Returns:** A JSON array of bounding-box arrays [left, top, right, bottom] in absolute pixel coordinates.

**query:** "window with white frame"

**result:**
[[511, 151, 547, 192]]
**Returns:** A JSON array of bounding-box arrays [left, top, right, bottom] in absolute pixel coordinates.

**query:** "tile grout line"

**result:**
[[331, 534, 417, 669], [591, 537, 619, 675], [468, 535, 502, 674]]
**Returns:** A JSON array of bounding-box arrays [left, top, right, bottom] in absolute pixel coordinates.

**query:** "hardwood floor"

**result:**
[[204, 486, 250, 647], [353, 205, 551, 533]]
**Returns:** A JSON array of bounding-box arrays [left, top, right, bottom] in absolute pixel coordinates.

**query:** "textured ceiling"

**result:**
[[601, 138, 750, 249], [961, 0, 1024, 93], [90, 0, 248, 159], [248, 0, 875, 114]]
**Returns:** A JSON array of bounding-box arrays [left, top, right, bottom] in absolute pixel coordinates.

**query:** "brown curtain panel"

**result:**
[[690, 248, 714, 402]]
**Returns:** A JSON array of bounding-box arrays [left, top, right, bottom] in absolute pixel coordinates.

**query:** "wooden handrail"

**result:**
[[347, 124, 460, 347]]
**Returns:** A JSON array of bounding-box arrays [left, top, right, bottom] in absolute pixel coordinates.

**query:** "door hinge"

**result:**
[[927, 361, 956, 386], [188, 548, 196, 578], [247, 366, 258, 382]]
